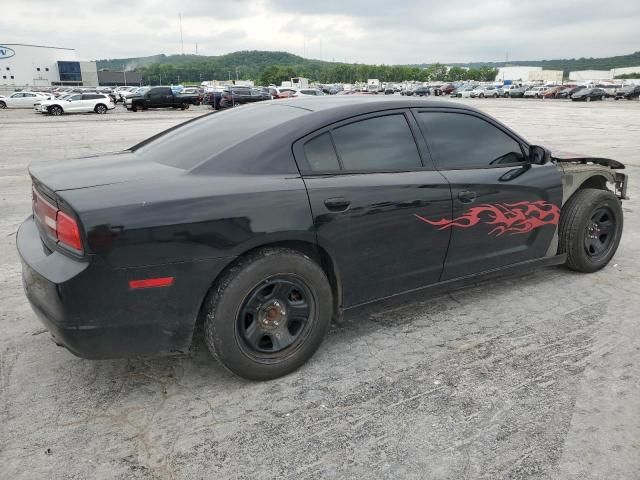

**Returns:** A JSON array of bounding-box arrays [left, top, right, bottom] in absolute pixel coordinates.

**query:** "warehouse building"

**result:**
[[0, 43, 98, 87], [495, 66, 542, 82]]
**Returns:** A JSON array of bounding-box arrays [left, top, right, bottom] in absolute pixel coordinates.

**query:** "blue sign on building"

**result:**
[[0, 46, 16, 59]]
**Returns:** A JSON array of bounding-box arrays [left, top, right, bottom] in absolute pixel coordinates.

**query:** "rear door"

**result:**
[[294, 110, 452, 307], [413, 108, 562, 280]]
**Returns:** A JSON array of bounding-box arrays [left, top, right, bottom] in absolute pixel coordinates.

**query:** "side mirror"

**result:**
[[529, 145, 551, 165]]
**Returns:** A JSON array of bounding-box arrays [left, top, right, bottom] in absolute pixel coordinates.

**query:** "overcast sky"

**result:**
[[2, 0, 639, 64]]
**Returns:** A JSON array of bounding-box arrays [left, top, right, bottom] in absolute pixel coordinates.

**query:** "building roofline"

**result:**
[[1, 43, 76, 51]]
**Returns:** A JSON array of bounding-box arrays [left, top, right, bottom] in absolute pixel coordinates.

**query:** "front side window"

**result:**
[[331, 114, 422, 171], [69, 94, 82, 101], [417, 112, 525, 169]]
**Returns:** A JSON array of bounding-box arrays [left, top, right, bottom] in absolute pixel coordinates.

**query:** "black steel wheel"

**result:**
[[583, 207, 616, 261], [559, 188, 623, 272], [236, 275, 315, 356], [204, 247, 333, 380]]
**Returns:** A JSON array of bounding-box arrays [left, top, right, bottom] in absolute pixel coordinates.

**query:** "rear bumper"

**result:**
[[18, 215, 233, 359]]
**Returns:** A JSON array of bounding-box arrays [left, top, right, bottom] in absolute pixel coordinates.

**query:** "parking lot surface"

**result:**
[[1, 100, 639, 479]]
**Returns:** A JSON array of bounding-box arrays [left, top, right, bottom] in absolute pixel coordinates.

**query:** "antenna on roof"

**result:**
[[179, 13, 184, 55]]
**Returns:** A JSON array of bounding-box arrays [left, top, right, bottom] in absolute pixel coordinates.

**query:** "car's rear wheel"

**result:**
[[204, 248, 333, 380], [558, 188, 623, 273], [180, 103, 190, 110], [95, 104, 107, 114], [0, 101, 6, 109], [49, 106, 62, 116]]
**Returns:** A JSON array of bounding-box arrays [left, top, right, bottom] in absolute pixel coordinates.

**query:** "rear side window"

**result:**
[[136, 104, 307, 170], [417, 112, 525, 169], [304, 133, 340, 171], [331, 114, 422, 171]]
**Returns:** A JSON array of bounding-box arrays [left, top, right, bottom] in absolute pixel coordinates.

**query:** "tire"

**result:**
[[94, 104, 107, 114], [558, 189, 623, 273], [493, 93, 498, 98], [204, 247, 333, 380], [586, 96, 591, 102], [49, 105, 63, 116], [0, 101, 6, 109], [504, 92, 510, 98], [131, 104, 139, 112], [480, 93, 485, 98], [180, 103, 189, 110]]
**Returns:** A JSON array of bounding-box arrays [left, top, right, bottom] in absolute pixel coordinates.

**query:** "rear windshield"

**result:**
[[134, 104, 307, 169]]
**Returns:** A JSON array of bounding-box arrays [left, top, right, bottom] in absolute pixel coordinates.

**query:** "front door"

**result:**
[[413, 109, 563, 280], [294, 111, 453, 307]]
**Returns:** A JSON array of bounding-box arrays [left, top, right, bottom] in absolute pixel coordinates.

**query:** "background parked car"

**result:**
[[557, 86, 584, 99], [412, 87, 430, 97], [614, 85, 640, 100], [35, 93, 115, 116], [571, 88, 606, 101], [471, 85, 500, 98], [524, 86, 549, 98], [293, 89, 327, 97], [0, 91, 52, 109]]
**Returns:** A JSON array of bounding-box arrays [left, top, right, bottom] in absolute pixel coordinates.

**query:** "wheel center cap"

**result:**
[[259, 300, 286, 329]]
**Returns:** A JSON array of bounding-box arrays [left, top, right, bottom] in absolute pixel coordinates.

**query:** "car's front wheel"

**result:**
[[558, 188, 623, 273], [204, 248, 333, 380], [49, 106, 63, 116]]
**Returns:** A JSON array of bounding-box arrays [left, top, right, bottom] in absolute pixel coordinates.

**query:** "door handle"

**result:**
[[458, 191, 477, 204], [324, 197, 351, 212]]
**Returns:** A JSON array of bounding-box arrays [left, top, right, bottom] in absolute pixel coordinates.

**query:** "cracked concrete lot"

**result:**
[[0, 99, 639, 479]]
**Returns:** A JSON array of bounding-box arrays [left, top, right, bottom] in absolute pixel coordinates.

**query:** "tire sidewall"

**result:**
[[205, 250, 332, 380], [561, 189, 623, 272]]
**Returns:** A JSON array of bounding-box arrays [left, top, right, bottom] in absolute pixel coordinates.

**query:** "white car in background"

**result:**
[[35, 93, 115, 115], [471, 85, 501, 98], [524, 86, 549, 98], [293, 89, 326, 97], [0, 91, 52, 109]]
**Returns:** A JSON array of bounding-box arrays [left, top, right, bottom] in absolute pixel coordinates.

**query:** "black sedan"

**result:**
[[614, 85, 640, 100], [18, 98, 627, 380], [571, 87, 606, 101]]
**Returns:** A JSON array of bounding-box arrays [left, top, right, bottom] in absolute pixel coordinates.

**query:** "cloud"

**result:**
[[0, 0, 638, 64]]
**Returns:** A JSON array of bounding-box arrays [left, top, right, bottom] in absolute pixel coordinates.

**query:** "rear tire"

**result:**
[[94, 104, 107, 114], [180, 103, 189, 110], [558, 189, 623, 273], [0, 101, 6, 109], [204, 248, 333, 380]]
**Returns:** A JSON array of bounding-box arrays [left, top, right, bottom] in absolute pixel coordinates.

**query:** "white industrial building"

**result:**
[[528, 70, 563, 82], [0, 43, 98, 87], [495, 66, 542, 82], [610, 66, 640, 78], [569, 70, 612, 81]]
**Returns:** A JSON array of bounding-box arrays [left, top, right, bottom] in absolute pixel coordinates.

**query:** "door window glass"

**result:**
[[304, 132, 340, 171], [417, 112, 525, 169], [331, 114, 422, 171]]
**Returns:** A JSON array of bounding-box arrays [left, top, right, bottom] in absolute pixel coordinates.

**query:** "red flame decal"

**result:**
[[415, 200, 560, 236]]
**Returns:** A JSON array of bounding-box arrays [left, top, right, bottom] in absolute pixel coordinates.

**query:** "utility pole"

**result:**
[[123, 64, 127, 86], [179, 13, 184, 55], [235, 67, 239, 81]]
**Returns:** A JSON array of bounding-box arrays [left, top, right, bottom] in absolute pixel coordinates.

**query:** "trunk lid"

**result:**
[[28, 151, 182, 192]]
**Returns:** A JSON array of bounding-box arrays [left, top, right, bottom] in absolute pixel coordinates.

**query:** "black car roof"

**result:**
[[266, 96, 482, 114]]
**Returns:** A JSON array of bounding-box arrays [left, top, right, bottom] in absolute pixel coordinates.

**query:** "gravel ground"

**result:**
[[0, 99, 639, 479]]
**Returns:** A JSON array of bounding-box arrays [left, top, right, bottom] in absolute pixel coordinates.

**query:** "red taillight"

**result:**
[[56, 211, 82, 250], [32, 186, 83, 252]]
